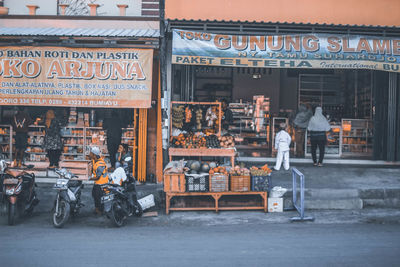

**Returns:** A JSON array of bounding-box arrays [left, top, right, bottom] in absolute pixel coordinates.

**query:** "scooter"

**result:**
[[52, 168, 84, 228], [0, 160, 39, 225], [101, 157, 142, 227]]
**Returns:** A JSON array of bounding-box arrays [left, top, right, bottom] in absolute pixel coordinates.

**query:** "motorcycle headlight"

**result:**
[[5, 188, 14, 195], [56, 179, 68, 187]]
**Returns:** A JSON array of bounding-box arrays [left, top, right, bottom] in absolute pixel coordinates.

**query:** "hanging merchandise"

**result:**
[[172, 105, 185, 129], [195, 108, 203, 130], [206, 107, 218, 127], [185, 106, 192, 123]]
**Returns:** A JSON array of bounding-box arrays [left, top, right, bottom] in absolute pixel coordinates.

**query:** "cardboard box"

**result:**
[[268, 197, 283, 212]]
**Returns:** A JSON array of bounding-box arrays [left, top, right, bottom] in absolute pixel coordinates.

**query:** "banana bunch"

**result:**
[[172, 105, 185, 129], [195, 109, 203, 130]]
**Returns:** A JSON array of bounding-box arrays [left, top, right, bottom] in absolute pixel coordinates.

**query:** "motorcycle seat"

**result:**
[[7, 170, 26, 178]]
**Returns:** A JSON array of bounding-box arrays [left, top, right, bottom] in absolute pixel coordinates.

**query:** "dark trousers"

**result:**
[[107, 138, 120, 168], [15, 132, 28, 163], [92, 184, 103, 209], [47, 149, 61, 167], [311, 138, 326, 164]]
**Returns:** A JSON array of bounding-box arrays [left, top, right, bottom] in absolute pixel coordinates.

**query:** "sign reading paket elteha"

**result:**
[[172, 30, 400, 73], [0, 47, 153, 108]]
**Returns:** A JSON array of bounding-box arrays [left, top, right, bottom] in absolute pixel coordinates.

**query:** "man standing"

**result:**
[[11, 107, 32, 167], [89, 146, 109, 215], [103, 110, 124, 169], [221, 99, 233, 133], [293, 104, 312, 158]]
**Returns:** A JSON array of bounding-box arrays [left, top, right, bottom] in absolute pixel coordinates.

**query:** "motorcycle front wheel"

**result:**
[[8, 203, 16, 226], [52, 199, 70, 228], [110, 201, 125, 227]]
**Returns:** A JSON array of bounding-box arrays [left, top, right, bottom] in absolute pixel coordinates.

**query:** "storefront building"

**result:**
[[0, 1, 163, 182], [163, 0, 400, 163]]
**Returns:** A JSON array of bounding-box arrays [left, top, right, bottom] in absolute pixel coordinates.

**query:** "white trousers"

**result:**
[[274, 150, 290, 171]]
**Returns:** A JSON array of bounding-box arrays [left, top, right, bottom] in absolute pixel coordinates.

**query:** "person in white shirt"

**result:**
[[274, 123, 291, 171]]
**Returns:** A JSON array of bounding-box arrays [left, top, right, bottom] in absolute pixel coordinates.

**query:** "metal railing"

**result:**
[[291, 168, 314, 222]]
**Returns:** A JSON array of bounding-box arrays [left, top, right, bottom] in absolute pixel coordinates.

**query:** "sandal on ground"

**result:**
[[313, 163, 317, 166], [318, 163, 323, 167]]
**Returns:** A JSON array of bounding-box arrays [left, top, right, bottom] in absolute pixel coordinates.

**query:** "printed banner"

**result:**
[[172, 30, 400, 73], [0, 47, 153, 108]]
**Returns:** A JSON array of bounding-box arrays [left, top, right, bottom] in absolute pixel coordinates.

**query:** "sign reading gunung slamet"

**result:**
[[172, 30, 400, 73], [0, 47, 153, 108]]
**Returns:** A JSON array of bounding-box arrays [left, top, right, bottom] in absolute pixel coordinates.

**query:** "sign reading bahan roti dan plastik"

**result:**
[[172, 30, 400, 73], [0, 47, 153, 108]]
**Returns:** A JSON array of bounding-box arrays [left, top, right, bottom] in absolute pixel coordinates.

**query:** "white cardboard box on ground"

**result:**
[[268, 197, 283, 212]]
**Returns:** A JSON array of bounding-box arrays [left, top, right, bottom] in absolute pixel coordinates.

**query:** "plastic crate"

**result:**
[[251, 175, 271, 192], [230, 175, 250, 192], [164, 173, 186, 193], [185, 174, 209, 192], [210, 173, 229, 192]]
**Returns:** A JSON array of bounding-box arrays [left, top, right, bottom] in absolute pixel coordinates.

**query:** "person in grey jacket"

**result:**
[[293, 104, 312, 157], [307, 107, 331, 166]]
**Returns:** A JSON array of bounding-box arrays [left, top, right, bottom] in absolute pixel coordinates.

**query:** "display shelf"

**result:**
[[25, 125, 47, 162], [165, 191, 268, 214], [341, 119, 373, 156], [229, 99, 270, 158], [0, 125, 12, 160], [169, 147, 235, 167]]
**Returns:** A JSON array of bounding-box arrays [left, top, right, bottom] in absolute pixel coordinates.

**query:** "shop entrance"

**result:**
[[171, 64, 382, 160], [0, 106, 149, 180]]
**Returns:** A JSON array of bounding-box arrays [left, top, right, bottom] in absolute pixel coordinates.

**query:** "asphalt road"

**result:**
[[1, 212, 400, 267]]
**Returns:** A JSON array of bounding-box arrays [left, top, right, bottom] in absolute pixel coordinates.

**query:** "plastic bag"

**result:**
[[270, 186, 287, 198], [109, 167, 127, 185], [164, 160, 187, 174]]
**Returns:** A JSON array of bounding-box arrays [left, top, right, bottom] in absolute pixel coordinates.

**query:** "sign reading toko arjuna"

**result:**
[[0, 47, 153, 108], [172, 30, 400, 73]]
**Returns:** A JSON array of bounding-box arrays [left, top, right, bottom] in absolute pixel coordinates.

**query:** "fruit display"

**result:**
[[185, 106, 192, 123], [172, 105, 185, 128], [205, 135, 220, 148], [209, 166, 228, 175], [218, 135, 235, 148], [230, 165, 250, 176], [250, 164, 272, 176], [195, 108, 203, 130], [172, 133, 207, 149]]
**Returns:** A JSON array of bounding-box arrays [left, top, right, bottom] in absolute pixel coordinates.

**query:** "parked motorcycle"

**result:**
[[101, 157, 142, 227], [52, 168, 84, 228], [0, 160, 39, 225]]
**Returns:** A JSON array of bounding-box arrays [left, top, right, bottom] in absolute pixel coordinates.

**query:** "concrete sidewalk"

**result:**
[[21, 163, 400, 213], [266, 164, 400, 209]]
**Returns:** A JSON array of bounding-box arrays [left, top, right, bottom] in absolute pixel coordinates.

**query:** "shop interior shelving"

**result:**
[[62, 126, 85, 161], [341, 119, 373, 157], [229, 100, 271, 158], [0, 125, 12, 161], [26, 125, 47, 162]]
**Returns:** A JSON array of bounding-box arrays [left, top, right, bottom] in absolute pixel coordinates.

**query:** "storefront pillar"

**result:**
[[387, 72, 398, 161], [137, 109, 148, 182]]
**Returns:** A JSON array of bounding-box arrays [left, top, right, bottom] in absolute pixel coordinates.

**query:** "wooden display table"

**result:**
[[168, 148, 235, 167], [165, 191, 268, 214]]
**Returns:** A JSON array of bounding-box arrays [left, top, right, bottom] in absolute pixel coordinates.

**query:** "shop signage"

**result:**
[[172, 30, 400, 73], [0, 47, 153, 108]]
